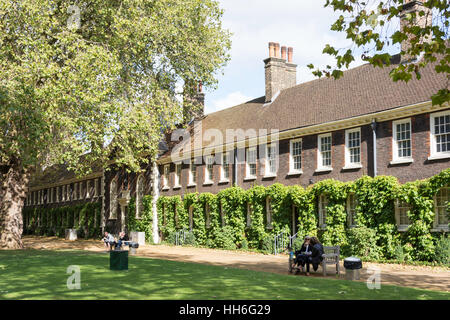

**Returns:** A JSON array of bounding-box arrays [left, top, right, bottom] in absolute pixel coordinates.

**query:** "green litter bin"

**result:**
[[110, 250, 128, 270]]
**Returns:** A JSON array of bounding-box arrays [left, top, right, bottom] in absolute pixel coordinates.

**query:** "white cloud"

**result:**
[[204, 0, 372, 114], [208, 91, 252, 114]]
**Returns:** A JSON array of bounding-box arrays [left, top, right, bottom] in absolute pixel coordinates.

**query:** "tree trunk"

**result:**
[[0, 160, 29, 249]]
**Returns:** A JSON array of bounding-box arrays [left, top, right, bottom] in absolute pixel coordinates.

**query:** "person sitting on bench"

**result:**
[[102, 231, 116, 251], [310, 236, 324, 272], [294, 236, 313, 275], [115, 231, 129, 250]]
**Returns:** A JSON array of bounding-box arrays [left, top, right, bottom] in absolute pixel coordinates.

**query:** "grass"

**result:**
[[0, 249, 448, 300]]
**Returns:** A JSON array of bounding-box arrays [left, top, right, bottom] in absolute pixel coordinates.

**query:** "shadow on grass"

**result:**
[[0, 250, 448, 300]]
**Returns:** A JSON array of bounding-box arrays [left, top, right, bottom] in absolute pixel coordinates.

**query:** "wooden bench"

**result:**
[[289, 246, 340, 276]]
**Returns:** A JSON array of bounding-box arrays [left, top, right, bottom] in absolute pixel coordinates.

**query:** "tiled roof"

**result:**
[[159, 55, 448, 161]]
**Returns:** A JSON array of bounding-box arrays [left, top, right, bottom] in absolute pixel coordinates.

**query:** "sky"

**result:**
[[203, 0, 373, 115]]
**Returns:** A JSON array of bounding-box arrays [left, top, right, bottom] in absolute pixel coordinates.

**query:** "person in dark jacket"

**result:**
[[115, 231, 129, 250], [310, 236, 324, 272], [294, 236, 313, 275]]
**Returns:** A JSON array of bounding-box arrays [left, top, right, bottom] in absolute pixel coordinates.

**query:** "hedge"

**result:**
[[22, 202, 102, 239], [155, 169, 450, 262]]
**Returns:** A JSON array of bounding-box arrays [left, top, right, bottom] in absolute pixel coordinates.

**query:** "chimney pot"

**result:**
[[288, 47, 293, 63], [268, 42, 275, 57], [274, 43, 280, 58], [281, 46, 287, 60]]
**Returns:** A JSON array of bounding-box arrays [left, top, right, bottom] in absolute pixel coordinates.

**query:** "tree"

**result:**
[[0, 0, 231, 249], [308, 0, 449, 105]]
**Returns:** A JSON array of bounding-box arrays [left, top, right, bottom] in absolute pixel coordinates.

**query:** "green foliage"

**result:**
[[22, 202, 102, 239], [317, 0, 449, 105], [433, 234, 450, 265], [152, 169, 450, 262], [128, 195, 153, 243], [346, 226, 381, 260], [292, 237, 304, 252]]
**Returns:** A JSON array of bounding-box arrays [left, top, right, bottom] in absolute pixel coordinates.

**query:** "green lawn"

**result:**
[[0, 249, 448, 300]]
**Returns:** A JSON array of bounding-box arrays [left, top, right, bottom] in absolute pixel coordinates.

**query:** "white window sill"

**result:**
[[315, 167, 333, 173], [428, 153, 450, 161], [263, 173, 277, 179], [342, 164, 363, 170], [187, 183, 197, 188], [162, 186, 170, 191], [287, 170, 303, 176], [218, 179, 230, 184], [203, 181, 214, 186], [244, 176, 257, 181], [390, 158, 413, 165], [397, 225, 410, 232], [173, 185, 182, 190], [431, 226, 449, 232]]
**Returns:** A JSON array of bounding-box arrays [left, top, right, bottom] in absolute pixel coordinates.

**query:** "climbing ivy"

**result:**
[[128, 195, 153, 243], [154, 169, 449, 262], [22, 202, 102, 238]]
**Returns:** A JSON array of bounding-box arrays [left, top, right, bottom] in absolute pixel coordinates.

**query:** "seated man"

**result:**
[[115, 231, 129, 250], [102, 231, 116, 251]]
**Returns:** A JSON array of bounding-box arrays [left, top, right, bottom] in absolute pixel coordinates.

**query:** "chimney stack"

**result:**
[[400, 0, 432, 62], [264, 42, 297, 103]]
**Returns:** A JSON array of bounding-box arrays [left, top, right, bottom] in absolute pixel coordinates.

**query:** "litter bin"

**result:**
[[344, 257, 362, 280], [110, 250, 128, 271]]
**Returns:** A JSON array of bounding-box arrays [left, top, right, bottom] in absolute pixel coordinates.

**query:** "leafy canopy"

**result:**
[[308, 0, 449, 105], [0, 0, 231, 175]]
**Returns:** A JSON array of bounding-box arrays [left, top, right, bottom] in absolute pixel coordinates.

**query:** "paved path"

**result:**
[[22, 236, 450, 293]]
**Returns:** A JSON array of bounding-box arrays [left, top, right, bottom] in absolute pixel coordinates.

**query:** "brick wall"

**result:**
[[159, 110, 450, 197]]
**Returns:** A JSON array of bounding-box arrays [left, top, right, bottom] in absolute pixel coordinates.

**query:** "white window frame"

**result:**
[[204, 155, 214, 185], [86, 180, 91, 198], [289, 138, 303, 175], [246, 202, 252, 228], [94, 178, 99, 197], [395, 198, 411, 232], [344, 128, 362, 169], [318, 194, 328, 229], [429, 110, 450, 160], [347, 193, 358, 227], [162, 164, 170, 190], [62, 185, 66, 202], [188, 159, 197, 186], [317, 133, 333, 172], [391, 118, 413, 165], [109, 179, 118, 219], [174, 163, 182, 189], [136, 175, 144, 219], [266, 197, 273, 229], [79, 181, 83, 200], [189, 205, 194, 231], [265, 143, 277, 177], [245, 146, 257, 180], [433, 187, 449, 232], [220, 152, 230, 183], [56, 186, 59, 203], [205, 203, 211, 228]]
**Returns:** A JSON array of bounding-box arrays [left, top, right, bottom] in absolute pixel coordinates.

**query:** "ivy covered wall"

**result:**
[[155, 169, 449, 262], [22, 202, 102, 239]]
